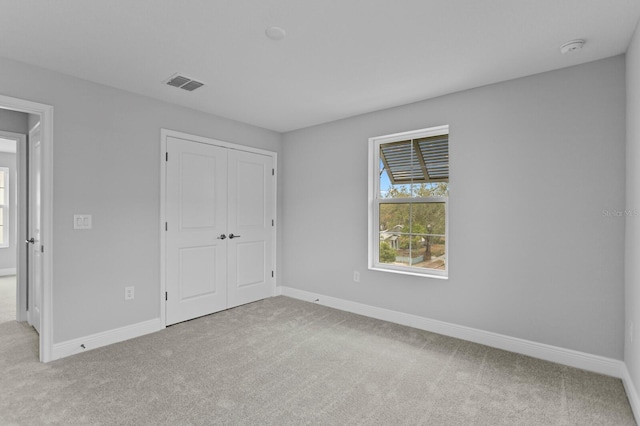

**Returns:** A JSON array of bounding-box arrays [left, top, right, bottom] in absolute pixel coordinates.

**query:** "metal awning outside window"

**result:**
[[380, 134, 449, 184]]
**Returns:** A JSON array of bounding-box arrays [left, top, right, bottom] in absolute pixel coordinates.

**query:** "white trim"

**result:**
[[622, 365, 640, 422], [0, 95, 53, 363], [51, 318, 164, 361], [278, 286, 626, 378], [161, 128, 276, 157], [160, 129, 278, 326], [0, 267, 16, 276], [160, 130, 167, 325]]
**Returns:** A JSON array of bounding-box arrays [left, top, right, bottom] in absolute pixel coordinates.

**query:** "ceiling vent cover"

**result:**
[[165, 74, 204, 92]]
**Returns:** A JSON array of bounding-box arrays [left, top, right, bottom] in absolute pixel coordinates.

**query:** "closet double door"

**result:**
[[165, 134, 275, 326]]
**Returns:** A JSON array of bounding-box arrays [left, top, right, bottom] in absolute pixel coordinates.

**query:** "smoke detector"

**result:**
[[560, 39, 585, 54], [164, 74, 204, 91]]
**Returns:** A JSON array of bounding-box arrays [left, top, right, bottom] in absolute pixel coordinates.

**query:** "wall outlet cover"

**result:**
[[73, 214, 92, 230], [125, 286, 135, 301]]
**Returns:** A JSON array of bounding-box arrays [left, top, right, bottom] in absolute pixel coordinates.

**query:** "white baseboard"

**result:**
[[0, 267, 16, 276], [278, 286, 626, 379], [52, 318, 165, 361]]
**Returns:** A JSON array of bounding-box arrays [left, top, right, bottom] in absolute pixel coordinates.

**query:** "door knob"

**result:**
[[229, 233, 241, 239], [26, 238, 35, 244], [217, 234, 227, 240]]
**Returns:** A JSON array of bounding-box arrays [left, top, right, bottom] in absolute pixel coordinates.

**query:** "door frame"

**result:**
[[159, 129, 277, 325], [0, 95, 54, 363]]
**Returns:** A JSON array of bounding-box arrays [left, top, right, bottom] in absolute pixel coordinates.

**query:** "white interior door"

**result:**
[[27, 125, 42, 333], [163, 131, 276, 325], [165, 136, 228, 326], [227, 149, 274, 308]]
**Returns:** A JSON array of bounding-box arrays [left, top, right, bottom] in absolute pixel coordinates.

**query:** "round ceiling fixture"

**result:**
[[265, 26, 286, 41], [560, 39, 585, 54]]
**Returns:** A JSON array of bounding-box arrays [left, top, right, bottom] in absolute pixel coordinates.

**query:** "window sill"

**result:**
[[369, 266, 448, 280]]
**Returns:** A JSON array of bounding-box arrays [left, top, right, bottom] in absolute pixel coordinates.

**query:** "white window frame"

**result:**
[[0, 167, 9, 248], [368, 125, 449, 279]]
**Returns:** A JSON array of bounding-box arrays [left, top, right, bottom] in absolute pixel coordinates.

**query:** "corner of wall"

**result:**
[[625, 15, 640, 424]]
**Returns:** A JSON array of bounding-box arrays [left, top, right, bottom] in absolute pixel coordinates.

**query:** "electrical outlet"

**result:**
[[125, 286, 135, 301], [353, 271, 360, 282]]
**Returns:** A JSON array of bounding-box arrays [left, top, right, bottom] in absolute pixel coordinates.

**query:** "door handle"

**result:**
[[217, 234, 227, 240], [26, 238, 35, 244], [229, 233, 241, 239]]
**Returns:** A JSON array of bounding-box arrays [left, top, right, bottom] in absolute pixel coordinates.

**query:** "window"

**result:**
[[0, 167, 8, 248], [368, 125, 448, 278]]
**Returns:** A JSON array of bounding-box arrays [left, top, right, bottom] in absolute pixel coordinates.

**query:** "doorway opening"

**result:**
[[0, 95, 53, 363], [0, 132, 20, 324]]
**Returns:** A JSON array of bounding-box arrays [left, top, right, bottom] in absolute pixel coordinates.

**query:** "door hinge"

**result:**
[[40, 245, 44, 253], [272, 219, 274, 227], [272, 168, 275, 176], [165, 222, 168, 231], [165, 292, 168, 301], [166, 152, 168, 162], [271, 271, 274, 278]]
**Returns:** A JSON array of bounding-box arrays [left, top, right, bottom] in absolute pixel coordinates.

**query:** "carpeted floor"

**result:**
[[0, 296, 635, 425], [0, 275, 16, 323]]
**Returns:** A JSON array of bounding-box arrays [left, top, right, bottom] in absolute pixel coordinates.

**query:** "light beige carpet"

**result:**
[[0, 296, 635, 425]]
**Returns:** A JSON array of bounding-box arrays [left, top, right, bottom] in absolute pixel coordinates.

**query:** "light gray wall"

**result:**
[[282, 56, 626, 359], [0, 152, 17, 270], [0, 57, 283, 343], [0, 109, 28, 134], [626, 20, 640, 399]]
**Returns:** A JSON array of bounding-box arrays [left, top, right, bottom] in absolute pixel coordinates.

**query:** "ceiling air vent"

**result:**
[[165, 74, 204, 92]]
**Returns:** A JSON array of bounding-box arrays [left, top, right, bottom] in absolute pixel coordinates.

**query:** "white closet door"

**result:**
[[165, 136, 228, 325], [227, 149, 274, 308]]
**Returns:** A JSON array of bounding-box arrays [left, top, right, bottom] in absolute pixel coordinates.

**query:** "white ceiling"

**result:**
[[0, 0, 639, 133]]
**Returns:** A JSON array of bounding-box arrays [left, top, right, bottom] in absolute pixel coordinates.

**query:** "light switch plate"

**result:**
[[73, 214, 92, 230]]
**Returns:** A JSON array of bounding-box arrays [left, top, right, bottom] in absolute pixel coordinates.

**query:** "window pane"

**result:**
[[0, 207, 4, 226], [379, 203, 408, 266], [0, 170, 6, 188], [379, 240, 400, 265], [379, 203, 410, 233], [379, 202, 446, 270], [408, 235, 445, 270], [408, 202, 446, 270], [410, 202, 446, 235], [379, 137, 449, 199], [379, 140, 421, 199], [0, 188, 5, 206]]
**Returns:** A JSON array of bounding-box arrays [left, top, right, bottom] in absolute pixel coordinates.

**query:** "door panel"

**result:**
[[236, 159, 266, 227], [235, 241, 266, 287], [180, 153, 218, 229], [28, 126, 42, 333], [166, 137, 227, 325], [227, 150, 274, 308], [179, 246, 219, 299]]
